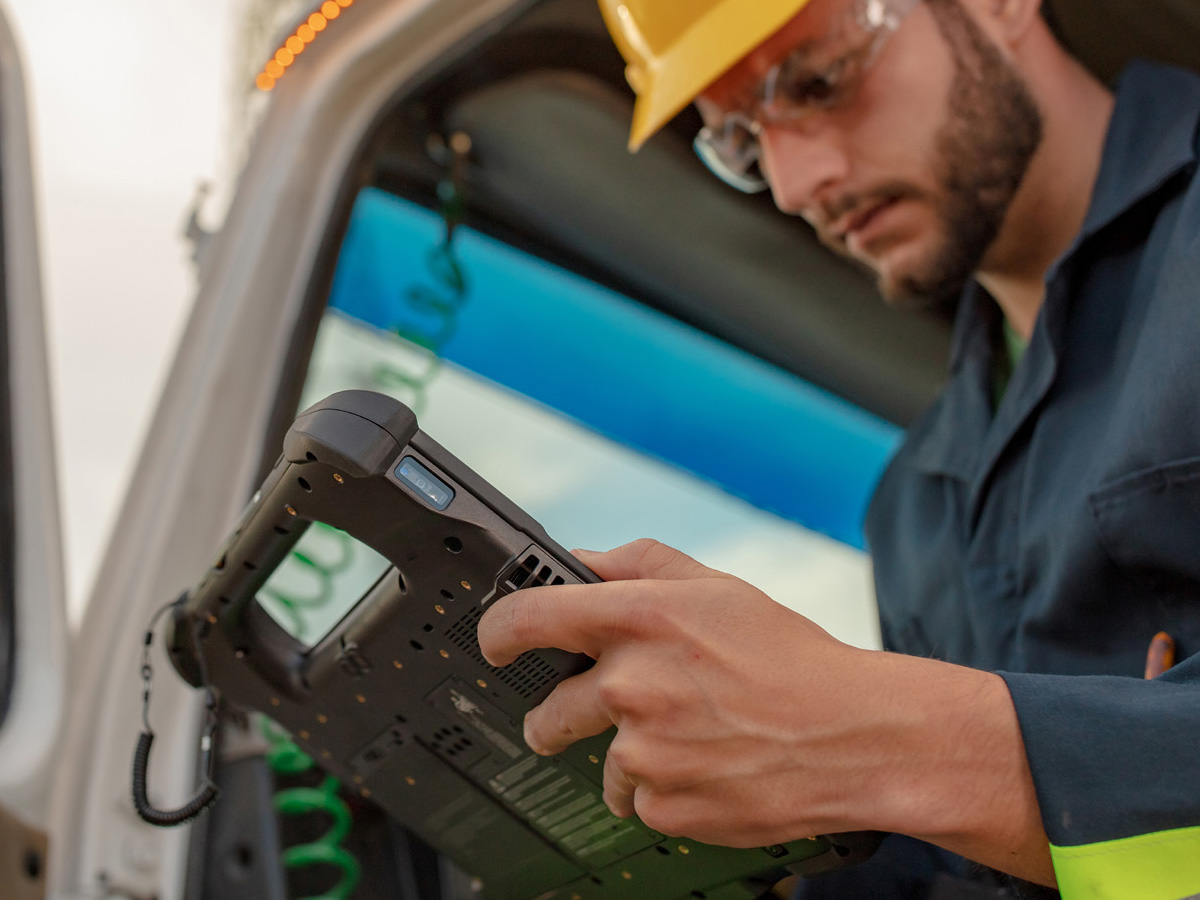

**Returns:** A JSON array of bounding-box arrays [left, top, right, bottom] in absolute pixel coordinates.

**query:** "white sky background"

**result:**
[[6, 0, 243, 616]]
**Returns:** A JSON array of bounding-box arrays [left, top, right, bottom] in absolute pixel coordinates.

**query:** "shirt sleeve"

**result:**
[[1000, 651, 1200, 900]]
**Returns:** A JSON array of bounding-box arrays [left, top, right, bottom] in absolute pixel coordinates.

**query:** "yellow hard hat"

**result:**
[[599, 0, 815, 150]]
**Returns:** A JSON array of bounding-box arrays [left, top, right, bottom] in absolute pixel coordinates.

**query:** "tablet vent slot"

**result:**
[[446, 606, 560, 699], [504, 553, 567, 590], [428, 725, 475, 758]]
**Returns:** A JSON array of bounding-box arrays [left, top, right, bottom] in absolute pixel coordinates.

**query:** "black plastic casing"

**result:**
[[167, 391, 880, 900]]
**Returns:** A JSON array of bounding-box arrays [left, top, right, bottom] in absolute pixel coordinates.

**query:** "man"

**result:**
[[477, 0, 1200, 896]]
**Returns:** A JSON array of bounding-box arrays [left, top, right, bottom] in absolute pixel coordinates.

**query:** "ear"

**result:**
[[993, 0, 1044, 44], [958, 0, 1043, 47]]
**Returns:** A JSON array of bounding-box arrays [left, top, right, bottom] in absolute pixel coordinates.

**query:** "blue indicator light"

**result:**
[[396, 457, 454, 510]]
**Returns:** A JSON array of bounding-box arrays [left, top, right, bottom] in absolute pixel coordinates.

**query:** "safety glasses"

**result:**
[[694, 0, 920, 193]]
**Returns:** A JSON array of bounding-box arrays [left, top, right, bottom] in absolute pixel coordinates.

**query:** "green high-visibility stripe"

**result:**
[[1052, 824, 1200, 899]]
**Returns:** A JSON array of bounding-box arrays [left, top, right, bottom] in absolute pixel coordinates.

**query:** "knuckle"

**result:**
[[618, 586, 683, 644], [615, 582, 672, 633], [634, 538, 703, 580], [606, 734, 673, 792], [615, 538, 670, 575], [627, 538, 662, 557], [611, 599, 649, 642], [507, 593, 542, 648], [596, 671, 640, 714], [634, 791, 687, 837], [632, 538, 669, 568], [604, 737, 642, 779], [546, 696, 578, 741]]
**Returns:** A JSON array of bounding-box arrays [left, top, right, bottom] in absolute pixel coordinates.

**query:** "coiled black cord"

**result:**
[[131, 731, 219, 826], [131, 596, 221, 827]]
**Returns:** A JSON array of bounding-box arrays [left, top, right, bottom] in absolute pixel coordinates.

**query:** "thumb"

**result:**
[[572, 539, 727, 582]]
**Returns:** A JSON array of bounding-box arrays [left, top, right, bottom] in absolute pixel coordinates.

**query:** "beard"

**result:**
[[842, 0, 1045, 307]]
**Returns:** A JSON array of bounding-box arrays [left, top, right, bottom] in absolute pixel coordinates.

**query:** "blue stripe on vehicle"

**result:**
[[328, 188, 901, 548]]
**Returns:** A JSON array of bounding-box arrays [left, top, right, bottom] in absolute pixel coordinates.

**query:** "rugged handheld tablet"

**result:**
[[164, 390, 880, 900]]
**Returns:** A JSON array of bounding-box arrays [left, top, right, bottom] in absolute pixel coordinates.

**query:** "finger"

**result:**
[[523, 666, 613, 755], [478, 580, 643, 666], [631, 788, 792, 849], [603, 745, 638, 818], [573, 539, 728, 583]]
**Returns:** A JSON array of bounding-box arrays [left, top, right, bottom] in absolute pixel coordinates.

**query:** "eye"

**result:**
[[772, 54, 856, 110], [787, 72, 839, 106]]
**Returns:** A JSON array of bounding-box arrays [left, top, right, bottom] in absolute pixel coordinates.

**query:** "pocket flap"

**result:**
[[1088, 456, 1200, 582]]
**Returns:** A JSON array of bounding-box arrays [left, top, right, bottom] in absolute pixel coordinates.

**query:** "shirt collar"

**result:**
[[947, 60, 1200, 373], [1073, 60, 1200, 245], [919, 62, 1200, 481]]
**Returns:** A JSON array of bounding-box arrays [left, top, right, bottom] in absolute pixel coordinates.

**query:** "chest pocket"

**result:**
[[1088, 455, 1200, 585]]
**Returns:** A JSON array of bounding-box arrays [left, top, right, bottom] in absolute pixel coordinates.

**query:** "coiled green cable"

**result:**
[[259, 522, 355, 638], [262, 717, 362, 900], [373, 133, 472, 414]]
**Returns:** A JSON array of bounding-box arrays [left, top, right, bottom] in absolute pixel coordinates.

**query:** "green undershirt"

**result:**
[[993, 319, 1029, 408]]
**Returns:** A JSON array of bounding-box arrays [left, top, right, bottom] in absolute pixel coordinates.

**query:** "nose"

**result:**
[[759, 121, 849, 217]]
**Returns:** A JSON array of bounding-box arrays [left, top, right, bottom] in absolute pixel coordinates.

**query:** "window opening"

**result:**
[[293, 184, 895, 648], [324, 187, 900, 549]]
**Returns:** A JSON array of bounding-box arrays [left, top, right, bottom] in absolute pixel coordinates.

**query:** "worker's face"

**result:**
[[699, 0, 1043, 306]]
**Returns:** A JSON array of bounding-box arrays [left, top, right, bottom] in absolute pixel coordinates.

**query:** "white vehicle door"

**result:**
[[0, 6, 68, 900]]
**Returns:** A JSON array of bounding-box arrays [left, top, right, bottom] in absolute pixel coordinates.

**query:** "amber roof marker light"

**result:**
[[256, 0, 356, 92]]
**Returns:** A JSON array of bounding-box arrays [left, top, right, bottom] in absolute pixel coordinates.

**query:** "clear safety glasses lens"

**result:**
[[693, 125, 770, 194], [759, 0, 918, 118], [693, 0, 920, 194]]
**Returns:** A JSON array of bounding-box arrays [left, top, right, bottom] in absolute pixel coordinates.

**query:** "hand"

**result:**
[[477, 539, 874, 846], [477, 539, 1055, 886]]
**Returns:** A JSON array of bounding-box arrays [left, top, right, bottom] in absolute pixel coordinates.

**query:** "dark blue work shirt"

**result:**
[[864, 61, 1200, 893]]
